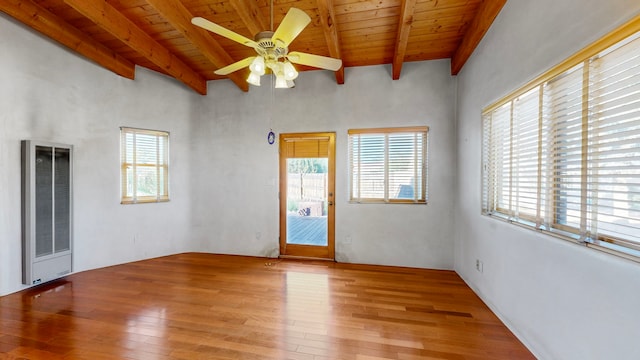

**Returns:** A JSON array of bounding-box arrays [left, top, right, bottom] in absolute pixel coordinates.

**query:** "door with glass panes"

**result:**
[[279, 133, 335, 259]]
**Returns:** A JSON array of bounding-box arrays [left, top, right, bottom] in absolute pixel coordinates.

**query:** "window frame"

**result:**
[[481, 13, 640, 261], [120, 127, 170, 204], [348, 126, 428, 204]]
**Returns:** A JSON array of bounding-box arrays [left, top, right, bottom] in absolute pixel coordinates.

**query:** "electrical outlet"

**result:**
[[344, 235, 352, 244], [475, 259, 483, 273]]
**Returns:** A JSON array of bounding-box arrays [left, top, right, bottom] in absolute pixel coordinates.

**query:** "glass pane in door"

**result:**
[[286, 158, 328, 246]]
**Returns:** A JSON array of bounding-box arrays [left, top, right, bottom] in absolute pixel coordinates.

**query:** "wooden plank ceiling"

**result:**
[[1, 0, 506, 95]]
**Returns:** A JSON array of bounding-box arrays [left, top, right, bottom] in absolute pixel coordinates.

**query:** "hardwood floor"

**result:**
[[0, 253, 535, 359]]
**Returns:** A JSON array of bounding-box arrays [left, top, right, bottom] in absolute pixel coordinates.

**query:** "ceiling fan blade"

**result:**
[[191, 17, 258, 48], [214, 57, 256, 75], [287, 52, 342, 71], [271, 8, 311, 47]]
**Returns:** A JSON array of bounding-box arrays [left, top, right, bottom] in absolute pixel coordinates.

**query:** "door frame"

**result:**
[[279, 132, 335, 260]]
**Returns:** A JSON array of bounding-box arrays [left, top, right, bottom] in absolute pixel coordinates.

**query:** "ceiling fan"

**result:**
[[191, 7, 342, 88]]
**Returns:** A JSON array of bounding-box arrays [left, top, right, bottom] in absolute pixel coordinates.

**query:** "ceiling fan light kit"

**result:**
[[191, 7, 342, 89]]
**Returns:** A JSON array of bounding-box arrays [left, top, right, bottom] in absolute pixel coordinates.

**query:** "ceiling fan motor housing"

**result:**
[[254, 31, 288, 61]]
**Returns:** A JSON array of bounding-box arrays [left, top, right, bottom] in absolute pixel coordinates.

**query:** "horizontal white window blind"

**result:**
[[482, 20, 640, 260], [545, 64, 585, 234], [121, 127, 169, 204], [589, 33, 640, 249], [349, 127, 428, 204]]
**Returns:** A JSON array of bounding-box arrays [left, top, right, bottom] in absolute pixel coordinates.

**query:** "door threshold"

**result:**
[[279, 255, 335, 262]]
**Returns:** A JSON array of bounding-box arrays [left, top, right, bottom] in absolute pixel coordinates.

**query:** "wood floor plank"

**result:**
[[0, 253, 534, 359]]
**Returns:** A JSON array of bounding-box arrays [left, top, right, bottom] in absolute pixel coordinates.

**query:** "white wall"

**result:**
[[0, 14, 198, 296], [0, 13, 457, 296], [192, 61, 457, 269], [455, 1, 640, 359]]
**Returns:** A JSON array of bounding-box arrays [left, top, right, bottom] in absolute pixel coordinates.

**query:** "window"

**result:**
[[348, 126, 428, 203], [120, 127, 169, 204], [482, 19, 640, 260]]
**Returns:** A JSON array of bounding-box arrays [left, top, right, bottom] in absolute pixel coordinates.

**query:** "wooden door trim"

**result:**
[[279, 132, 335, 260]]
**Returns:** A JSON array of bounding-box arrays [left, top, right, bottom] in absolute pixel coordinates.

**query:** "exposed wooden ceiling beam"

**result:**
[[230, 0, 268, 36], [146, 0, 249, 92], [392, 0, 418, 80], [0, 0, 135, 79], [451, 0, 506, 75], [63, 0, 207, 95], [317, 0, 344, 84]]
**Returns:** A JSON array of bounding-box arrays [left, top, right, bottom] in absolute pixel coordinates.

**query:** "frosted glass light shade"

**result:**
[[283, 61, 298, 80], [247, 72, 261, 86], [275, 75, 288, 88], [249, 56, 266, 75]]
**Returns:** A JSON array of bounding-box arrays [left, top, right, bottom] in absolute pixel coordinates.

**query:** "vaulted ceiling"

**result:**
[[1, 0, 506, 95]]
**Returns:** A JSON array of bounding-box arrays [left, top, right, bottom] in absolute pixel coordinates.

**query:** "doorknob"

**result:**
[[328, 201, 334, 206]]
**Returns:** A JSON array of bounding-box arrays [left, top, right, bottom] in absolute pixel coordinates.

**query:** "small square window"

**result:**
[[348, 127, 428, 204]]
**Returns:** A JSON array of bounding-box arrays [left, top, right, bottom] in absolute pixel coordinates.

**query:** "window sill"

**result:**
[[121, 198, 170, 205], [349, 199, 427, 205], [482, 212, 640, 264]]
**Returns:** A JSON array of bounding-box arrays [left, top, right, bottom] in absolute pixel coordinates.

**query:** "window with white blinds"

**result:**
[[120, 127, 169, 204], [348, 127, 428, 204], [482, 23, 640, 260]]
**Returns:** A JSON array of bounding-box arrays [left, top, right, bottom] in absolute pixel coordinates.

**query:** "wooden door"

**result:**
[[279, 132, 335, 259]]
